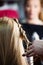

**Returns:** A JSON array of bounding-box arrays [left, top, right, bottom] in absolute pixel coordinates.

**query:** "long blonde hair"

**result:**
[[0, 17, 28, 65]]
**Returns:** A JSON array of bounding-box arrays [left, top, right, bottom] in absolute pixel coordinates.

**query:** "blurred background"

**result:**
[[0, 0, 25, 22], [0, 0, 43, 23]]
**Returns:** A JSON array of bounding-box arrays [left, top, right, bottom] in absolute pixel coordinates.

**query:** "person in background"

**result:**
[[22, 0, 43, 65]]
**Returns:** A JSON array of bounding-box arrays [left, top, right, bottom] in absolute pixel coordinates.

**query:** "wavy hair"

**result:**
[[0, 17, 28, 65]]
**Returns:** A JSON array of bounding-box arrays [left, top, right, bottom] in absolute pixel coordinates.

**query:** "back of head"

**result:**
[[0, 17, 28, 65], [0, 17, 21, 65]]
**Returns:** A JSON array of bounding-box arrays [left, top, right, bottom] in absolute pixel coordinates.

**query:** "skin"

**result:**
[[25, 0, 43, 25], [23, 40, 43, 60], [23, 0, 43, 60]]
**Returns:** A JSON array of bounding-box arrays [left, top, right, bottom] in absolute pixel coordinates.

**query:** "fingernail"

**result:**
[[22, 54, 26, 56]]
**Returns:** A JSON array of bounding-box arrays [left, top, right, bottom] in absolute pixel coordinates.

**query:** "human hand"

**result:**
[[23, 40, 43, 57]]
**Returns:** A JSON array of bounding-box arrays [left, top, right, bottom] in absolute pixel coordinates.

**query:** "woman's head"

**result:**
[[24, 0, 43, 20], [0, 17, 28, 65]]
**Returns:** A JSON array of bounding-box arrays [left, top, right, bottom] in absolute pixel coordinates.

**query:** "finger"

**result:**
[[22, 54, 26, 56], [27, 52, 35, 57], [34, 55, 39, 61], [29, 42, 32, 46], [22, 49, 34, 57], [28, 45, 33, 50], [25, 45, 33, 52], [27, 49, 34, 54]]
